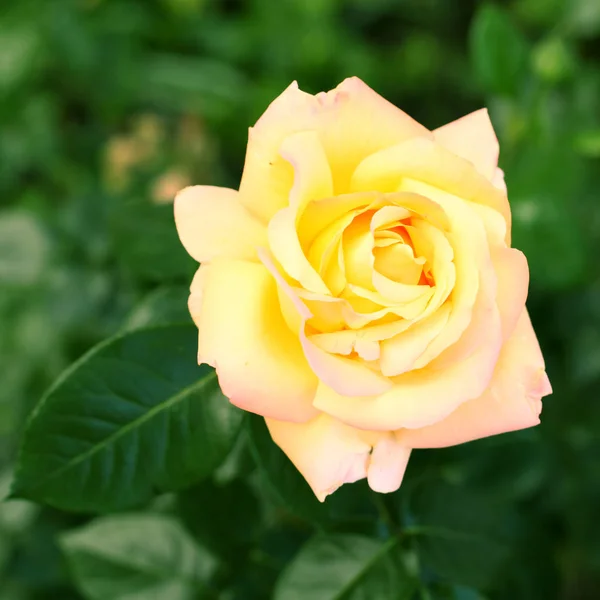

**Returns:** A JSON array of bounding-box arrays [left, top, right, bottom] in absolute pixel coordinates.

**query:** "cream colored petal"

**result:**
[[268, 207, 330, 294], [397, 309, 551, 448], [367, 436, 412, 494], [379, 303, 451, 377], [433, 108, 499, 180], [239, 78, 430, 222], [493, 247, 529, 340], [266, 131, 334, 294], [239, 82, 316, 222], [174, 186, 267, 262], [280, 130, 334, 211], [198, 258, 318, 422], [188, 265, 208, 327], [314, 305, 503, 431], [266, 414, 372, 502], [351, 136, 511, 243], [259, 249, 393, 397], [309, 318, 414, 356], [315, 77, 431, 193], [492, 168, 507, 193]]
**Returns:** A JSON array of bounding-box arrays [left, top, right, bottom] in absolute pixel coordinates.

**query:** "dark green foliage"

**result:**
[[1, 0, 600, 598]]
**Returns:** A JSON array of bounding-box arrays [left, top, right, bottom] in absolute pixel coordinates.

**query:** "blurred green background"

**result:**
[[1, 0, 600, 598]]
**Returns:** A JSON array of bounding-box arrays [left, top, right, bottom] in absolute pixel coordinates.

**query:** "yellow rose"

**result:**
[[175, 78, 551, 501]]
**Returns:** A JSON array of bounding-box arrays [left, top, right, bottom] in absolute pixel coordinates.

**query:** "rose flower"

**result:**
[[175, 78, 551, 501]]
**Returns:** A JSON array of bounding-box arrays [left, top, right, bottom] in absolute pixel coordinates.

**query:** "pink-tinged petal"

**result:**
[[198, 258, 318, 422], [492, 247, 529, 340], [314, 305, 503, 431], [433, 109, 499, 180], [397, 309, 551, 448], [259, 249, 393, 397], [239, 79, 430, 222], [188, 265, 208, 326], [492, 168, 507, 193], [265, 414, 372, 502], [351, 137, 511, 244], [367, 437, 412, 494], [174, 186, 267, 262]]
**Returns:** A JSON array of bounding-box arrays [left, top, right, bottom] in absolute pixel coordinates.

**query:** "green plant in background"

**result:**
[[1, 1, 599, 599]]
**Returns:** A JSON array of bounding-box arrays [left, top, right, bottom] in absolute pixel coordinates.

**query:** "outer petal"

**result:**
[[492, 168, 507, 193], [174, 186, 267, 262], [492, 247, 529, 340], [315, 77, 431, 192], [397, 309, 551, 448], [367, 436, 412, 494], [266, 414, 412, 500], [239, 78, 430, 221], [188, 265, 208, 327], [265, 414, 372, 502], [198, 258, 319, 422], [433, 109, 499, 180], [313, 302, 503, 431], [239, 82, 315, 222]]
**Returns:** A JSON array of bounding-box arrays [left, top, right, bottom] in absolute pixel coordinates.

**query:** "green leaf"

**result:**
[[59, 513, 217, 600], [178, 478, 262, 560], [274, 534, 415, 600], [123, 286, 191, 331], [469, 4, 529, 96], [246, 414, 329, 523], [12, 324, 243, 512], [409, 482, 514, 589]]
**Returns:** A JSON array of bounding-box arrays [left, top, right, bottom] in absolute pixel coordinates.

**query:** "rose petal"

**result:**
[[197, 258, 318, 422], [174, 186, 267, 263], [397, 309, 551, 448], [280, 130, 334, 211], [265, 414, 371, 501], [380, 303, 451, 377], [492, 168, 507, 193], [433, 108, 499, 180], [259, 249, 393, 397], [313, 304, 502, 431], [239, 78, 430, 221], [367, 436, 412, 494], [351, 136, 511, 244], [269, 207, 330, 294], [188, 265, 208, 326]]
